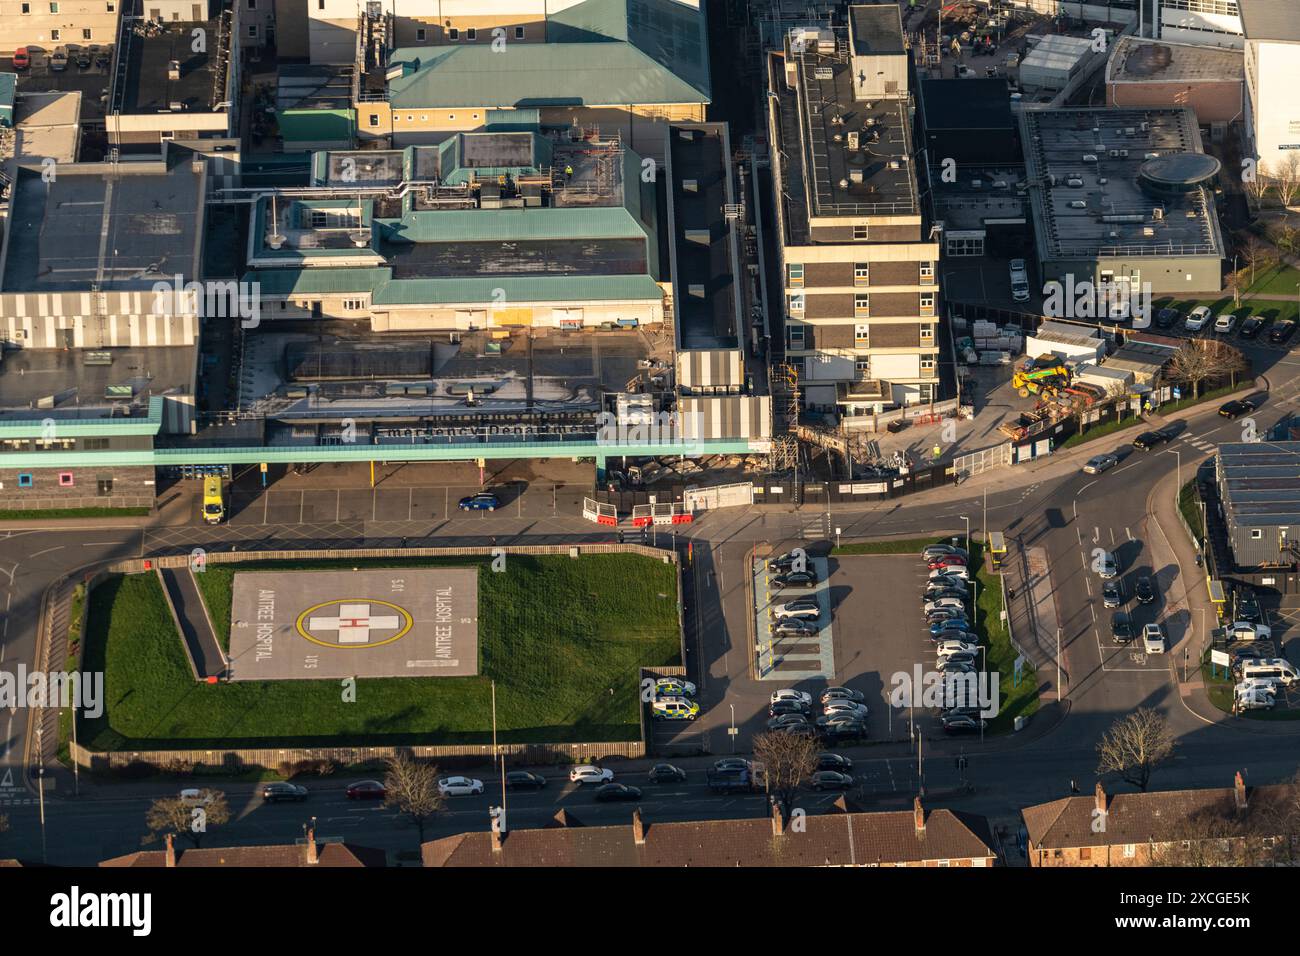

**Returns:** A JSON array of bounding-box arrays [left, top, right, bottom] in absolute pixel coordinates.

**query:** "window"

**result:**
[[789, 293, 804, 314], [855, 358, 871, 375], [51, 29, 60, 40], [467, 28, 477, 41], [920, 324, 934, 342], [1122, 844, 1136, 859], [406, 115, 413, 122], [921, 357, 936, 374], [787, 263, 804, 288], [788, 325, 805, 350], [1252, 529, 1264, 540], [920, 292, 935, 316], [318, 0, 324, 8], [448, 27, 459, 40], [20, 2, 30, 12], [83, 438, 109, 451], [854, 263, 869, 286], [107, 1, 114, 10], [416, 28, 426, 42], [17, 473, 33, 488], [1080, 847, 1092, 861], [247, 24, 258, 37], [852, 224, 868, 241], [49, 1, 58, 11], [854, 323, 870, 346], [246, 0, 255, 7], [420, 115, 427, 121], [97, 477, 113, 496], [448, 113, 455, 121], [854, 294, 870, 317], [58, 472, 74, 488], [946, 236, 983, 257], [368, 114, 379, 127], [920, 260, 934, 282], [342, 298, 365, 311], [515, 26, 525, 39], [83, 28, 92, 39]]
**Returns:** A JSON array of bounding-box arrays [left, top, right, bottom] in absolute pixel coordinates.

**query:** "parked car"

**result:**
[[11, 47, 30, 71], [815, 753, 853, 772], [924, 597, 967, 615], [773, 618, 819, 638], [929, 617, 972, 636], [1219, 398, 1258, 419], [772, 570, 818, 589], [712, 757, 752, 774], [1229, 621, 1272, 642], [769, 698, 811, 718], [1154, 307, 1181, 329], [1082, 453, 1119, 475], [1110, 612, 1134, 644], [924, 587, 969, 605], [505, 771, 547, 790], [1135, 576, 1156, 604], [1097, 551, 1120, 579], [653, 697, 700, 720], [810, 770, 855, 791], [768, 551, 805, 573], [936, 640, 980, 657], [941, 714, 987, 734], [1269, 319, 1297, 344], [822, 700, 869, 720], [594, 783, 642, 802], [821, 686, 865, 704], [922, 544, 968, 562], [1132, 431, 1168, 450], [937, 659, 977, 675], [1102, 579, 1125, 608], [654, 678, 697, 698], [774, 599, 820, 620], [1236, 589, 1262, 623], [648, 764, 686, 784], [261, 782, 308, 802], [926, 606, 967, 624], [928, 556, 968, 571], [437, 775, 485, 797], [1184, 305, 1212, 332], [1214, 313, 1238, 334], [1235, 688, 1276, 710], [767, 713, 810, 731], [1142, 623, 1166, 654], [929, 565, 970, 581], [937, 650, 979, 667], [49, 46, 68, 71], [707, 769, 756, 793], [458, 492, 500, 511], [1239, 316, 1265, 339], [771, 689, 813, 708], [345, 780, 386, 800], [570, 765, 614, 785], [73, 46, 92, 69]]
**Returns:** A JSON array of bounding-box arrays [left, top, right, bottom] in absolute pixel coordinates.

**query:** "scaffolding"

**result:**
[[768, 361, 801, 473]]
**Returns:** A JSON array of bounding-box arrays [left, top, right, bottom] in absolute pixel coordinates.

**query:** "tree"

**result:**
[[1166, 339, 1248, 399], [1245, 159, 1271, 210], [145, 789, 230, 848], [752, 730, 818, 816], [1239, 233, 1276, 286], [1274, 224, 1300, 256], [383, 752, 445, 847], [1277, 152, 1300, 209], [1096, 707, 1174, 792], [1224, 268, 1249, 307], [1150, 808, 1260, 867]]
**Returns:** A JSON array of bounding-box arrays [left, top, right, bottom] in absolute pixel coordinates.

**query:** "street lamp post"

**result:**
[[960, 514, 976, 611], [729, 704, 736, 753]]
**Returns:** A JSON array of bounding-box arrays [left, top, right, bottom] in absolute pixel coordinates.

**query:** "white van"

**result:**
[[1240, 659, 1299, 686], [651, 697, 699, 720]]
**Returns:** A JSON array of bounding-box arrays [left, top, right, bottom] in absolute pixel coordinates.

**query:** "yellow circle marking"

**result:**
[[295, 599, 414, 649]]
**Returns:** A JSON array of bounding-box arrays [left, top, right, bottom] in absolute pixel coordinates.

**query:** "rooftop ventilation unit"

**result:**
[[849, 168, 865, 183], [167, 59, 180, 81], [847, 131, 859, 150], [815, 66, 834, 80]]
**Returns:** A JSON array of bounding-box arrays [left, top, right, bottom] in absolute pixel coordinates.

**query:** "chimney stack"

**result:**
[[1234, 771, 1248, 811], [164, 832, 176, 868], [632, 808, 646, 845], [1094, 781, 1107, 816], [771, 798, 786, 837], [306, 827, 318, 865], [490, 811, 504, 853], [913, 796, 926, 835]]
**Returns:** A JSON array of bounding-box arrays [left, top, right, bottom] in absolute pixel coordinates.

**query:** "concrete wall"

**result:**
[[0, 463, 155, 510], [0, 2, 119, 53], [1247, 40, 1300, 170]]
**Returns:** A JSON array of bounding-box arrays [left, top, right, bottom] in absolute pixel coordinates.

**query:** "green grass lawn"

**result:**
[[0, 507, 150, 520], [1180, 479, 1205, 542], [1243, 262, 1300, 299], [80, 554, 681, 750]]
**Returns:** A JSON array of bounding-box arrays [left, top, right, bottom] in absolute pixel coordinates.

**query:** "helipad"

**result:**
[[227, 569, 479, 680]]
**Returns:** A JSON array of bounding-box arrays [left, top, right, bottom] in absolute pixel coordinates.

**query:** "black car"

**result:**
[[1231, 646, 1268, 675], [261, 782, 308, 802], [773, 570, 817, 589], [1154, 307, 1181, 329], [1135, 576, 1156, 604], [778, 722, 817, 739], [941, 714, 987, 735], [1132, 431, 1168, 450], [713, 757, 751, 773], [817, 720, 867, 743], [1219, 398, 1258, 419], [1239, 316, 1265, 339], [815, 752, 853, 772], [505, 770, 547, 791], [648, 763, 686, 784], [767, 713, 810, 731], [810, 770, 854, 791], [594, 783, 642, 802], [1102, 579, 1125, 609], [1236, 589, 1262, 624], [768, 551, 805, 573], [1269, 319, 1297, 344], [769, 698, 811, 718], [1110, 612, 1134, 644]]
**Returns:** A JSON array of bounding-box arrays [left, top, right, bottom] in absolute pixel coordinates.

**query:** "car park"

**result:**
[[1102, 579, 1125, 608], [773, 618, 819, 638], [458, 492, 500, 511], [1132, 431, 1168, 450], [1218, 398, 1258, 419], [1154, 307, 1180, 329], [652, 697, 699, 720], [595, 783, 642, 802], [505, 771, 547, 790], [774, 599, 820, 620], [1269, 319, 1297, 343], [772, 570, 818, 589], [345, 780, 386, 800], [1135, 576, 1156, 604], [654, 678, 697, 698], [1184, 306, 1212, 332], [1142, 623, 1166, 654], [1097, 551, 1119, 579], [810, 770, 855, 791], [648, 764, 686, 784], [261, 782, 308, 802], [815, 753, 853, 772], [821, 686, 865, 704], [570, 765, 615, 785], [1082, 454, 1118, 475], [1111, 612, 1134, 644], [941, 714, 986, 734], [1214, 313, 1237, 334], [1239, 316, 1265, 339], [438, 776, 485, 797]]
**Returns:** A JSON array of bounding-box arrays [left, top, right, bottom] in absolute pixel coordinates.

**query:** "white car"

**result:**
[[929, 566, 969, 581], [569, 765, 614, 785], [924, 597, 966, 615], [1184, 306, 1211, 332], [936, 640, 980, 658], [1214, 313, 1237, 334], [1235, 678, 1280, 698], [1142, 623, 1165, 654], [770, 688, 813, 708], [1229, 621, 1271, 642], [774, 600, 820, 620], [437, 775, 485, 797], [823, 700, 869, 719], [1235, 689, 1275, 711]]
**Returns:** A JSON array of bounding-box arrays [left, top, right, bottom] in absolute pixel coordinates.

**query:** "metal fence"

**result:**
[[952, 443, 1013, 481]]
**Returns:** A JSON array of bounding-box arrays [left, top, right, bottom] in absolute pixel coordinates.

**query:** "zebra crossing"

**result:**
[[800, 512, 831, 540], [1179, 433, 1218, 454]]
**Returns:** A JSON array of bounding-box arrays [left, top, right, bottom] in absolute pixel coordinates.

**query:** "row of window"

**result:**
[[387, 110, 484, 126], [1, 438, 109, 451], [788, 292, 935, 316], [787, 262, 934, 287], [10, 471, 113, 494], [37, 27, 94, 40], [786, 323, 935, 348]]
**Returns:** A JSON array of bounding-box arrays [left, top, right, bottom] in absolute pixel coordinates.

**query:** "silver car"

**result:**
[[1082, 454, 1118, 475]]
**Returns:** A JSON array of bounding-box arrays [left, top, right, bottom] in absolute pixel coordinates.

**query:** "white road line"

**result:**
[[1077, 482, 1095, 498], [29, 546, 64, 558]]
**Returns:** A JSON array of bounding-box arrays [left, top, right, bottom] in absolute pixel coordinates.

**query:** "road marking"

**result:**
[[1093, 526, 1099, 543], [1126, 527, 1135, 542], [29, 546, 64, 558], [1077, 482, 1095, 498]]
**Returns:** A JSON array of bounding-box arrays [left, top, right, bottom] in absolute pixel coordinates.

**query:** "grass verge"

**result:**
[[1180, 479, 1205, 541], [0, 507, 150, 520], [81, 554, 681, 750]]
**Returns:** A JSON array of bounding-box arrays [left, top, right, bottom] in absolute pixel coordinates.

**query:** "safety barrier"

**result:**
[[632, 502, 693, 526], [583, 497, 618, 526]]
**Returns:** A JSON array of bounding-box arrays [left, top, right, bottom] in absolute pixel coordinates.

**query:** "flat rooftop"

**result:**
[[114, 16, 229, 114], [277, 63, 353, 113], [932, 165, 1028, 231], [1219, 441, 1300, 526], [12, 91, 81, 164], [1107, 36, 1244, 84], [0, 344, 195, 414], [382, 238, 647, 280], [850, 5, 906, 55], [1021, 106, 1223, 260], [2, 154, 204, 292]]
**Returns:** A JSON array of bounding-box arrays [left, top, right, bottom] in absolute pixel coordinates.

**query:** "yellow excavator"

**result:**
[[1011, 356, 1070, 398]]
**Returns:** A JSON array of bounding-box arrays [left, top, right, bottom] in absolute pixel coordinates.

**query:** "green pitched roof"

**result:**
[[371, 275, 661, 305], [380, 206, 650, 244], [244, 268, 392, 295]]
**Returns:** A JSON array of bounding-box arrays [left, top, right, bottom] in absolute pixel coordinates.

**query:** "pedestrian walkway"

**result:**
[[159, 567, 226, 680]]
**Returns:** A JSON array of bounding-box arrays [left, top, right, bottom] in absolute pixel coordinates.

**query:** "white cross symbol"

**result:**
[[308, 604, 401, 644]]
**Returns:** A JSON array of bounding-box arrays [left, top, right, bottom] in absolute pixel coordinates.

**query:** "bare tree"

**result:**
[[1240, 234, 1277, 286], [1277, 152, 1300, 209], [1274, 224, 1300, 257], [1224, 268, 1249, 307], [1166, 339, 1248, 399], [752, 730, 818, 815], [383, 753, 445, 847], [1096, 707, 1175, 792], [145, 789, 230, 848], [1151, 809, 1259, 867], [1245, 159, 1272, 210]]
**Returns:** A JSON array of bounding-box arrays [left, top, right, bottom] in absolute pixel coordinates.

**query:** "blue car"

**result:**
[[930, 618, 971, 637], [458, 492, 500, 511]]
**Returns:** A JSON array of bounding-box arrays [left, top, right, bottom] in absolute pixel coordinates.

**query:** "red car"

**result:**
[[345, 779, 387, 800], [12, 47, 30, 71], [928, 556, 967, 570]]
